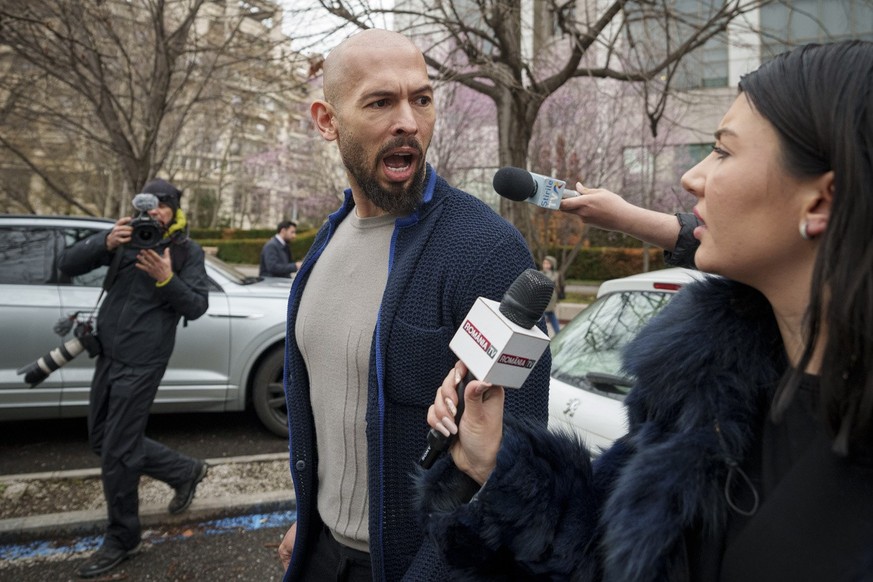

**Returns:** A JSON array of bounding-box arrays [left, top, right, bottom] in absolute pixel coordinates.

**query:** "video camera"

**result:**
[[129, 193, 166, 249], [17, 312, 101, 388]]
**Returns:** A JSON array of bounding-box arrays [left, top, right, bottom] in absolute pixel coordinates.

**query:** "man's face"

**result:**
[[147, 202, 174, 228], [280, 226, 297, 242], [331, 44, 435, 215]]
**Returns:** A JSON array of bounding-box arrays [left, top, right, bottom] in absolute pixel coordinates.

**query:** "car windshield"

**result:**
[[550, 290, 675, 396], [204, 254, 255, 285]]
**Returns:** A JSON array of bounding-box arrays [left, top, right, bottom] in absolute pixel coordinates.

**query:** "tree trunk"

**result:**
[[495, 86, 540, 245]]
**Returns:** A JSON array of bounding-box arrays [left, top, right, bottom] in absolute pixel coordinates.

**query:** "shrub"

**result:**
[[192, 227, 662, 281], [192, 229, 318, 264], [562, 247, 666, 280]]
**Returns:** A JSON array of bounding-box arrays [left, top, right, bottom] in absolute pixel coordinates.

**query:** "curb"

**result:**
[[0, 453, 295, 544]]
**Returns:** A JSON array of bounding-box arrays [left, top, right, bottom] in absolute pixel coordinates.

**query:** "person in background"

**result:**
[[540, 255, 561, 334], [60, 179, 210, 579], [418, 41, 873, 581], [259, 220, 301, 278], [277, 29, 549, 581]]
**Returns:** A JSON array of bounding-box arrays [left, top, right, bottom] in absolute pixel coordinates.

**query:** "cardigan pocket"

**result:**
[[382, 316, 454, 407]]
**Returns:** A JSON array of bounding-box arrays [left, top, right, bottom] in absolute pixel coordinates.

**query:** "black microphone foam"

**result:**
[[492, 166, 536, 201], [499, 268, 555, 329]]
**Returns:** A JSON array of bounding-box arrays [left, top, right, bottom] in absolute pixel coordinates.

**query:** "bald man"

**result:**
[[278, 29, 549, 581]]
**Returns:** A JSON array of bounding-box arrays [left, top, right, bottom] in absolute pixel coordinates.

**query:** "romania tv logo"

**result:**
[[462, 320, 497, 358], [497, 354, 535, 369]]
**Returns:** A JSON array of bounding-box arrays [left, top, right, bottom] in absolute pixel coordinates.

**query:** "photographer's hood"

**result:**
[[141, 179, 182, 215]]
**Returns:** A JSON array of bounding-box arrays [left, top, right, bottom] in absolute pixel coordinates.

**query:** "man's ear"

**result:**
[[311, 100, 338, 142], [802, 170, 833, 239]]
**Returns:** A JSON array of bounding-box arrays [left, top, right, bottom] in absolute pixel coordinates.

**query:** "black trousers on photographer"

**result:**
[[88, 356, 199, 551]]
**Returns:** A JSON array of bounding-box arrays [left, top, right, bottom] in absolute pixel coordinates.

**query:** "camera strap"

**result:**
[[102, 244, 125, 293]]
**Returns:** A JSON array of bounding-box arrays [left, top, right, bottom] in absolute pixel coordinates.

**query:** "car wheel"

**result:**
[[252, 347, 288, 438]]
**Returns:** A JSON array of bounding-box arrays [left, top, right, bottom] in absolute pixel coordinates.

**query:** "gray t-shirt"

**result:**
[[294, 210, 395, 553]]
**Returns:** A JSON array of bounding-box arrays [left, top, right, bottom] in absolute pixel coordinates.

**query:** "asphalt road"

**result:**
[[0, 410, 288, 476], [1, 411, 294, 580], [1, 510, 290, 581]]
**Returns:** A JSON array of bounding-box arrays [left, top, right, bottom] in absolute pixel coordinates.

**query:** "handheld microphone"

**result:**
[[419, 268, 554, 469], [492, 166, 579, 210]]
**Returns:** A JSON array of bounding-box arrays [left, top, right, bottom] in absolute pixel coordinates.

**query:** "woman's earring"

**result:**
[[799, 221, 812, 240]]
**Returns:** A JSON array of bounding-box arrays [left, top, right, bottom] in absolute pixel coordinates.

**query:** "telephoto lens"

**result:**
[[17, 337, 86, 387], [17, 320, 101, 387]]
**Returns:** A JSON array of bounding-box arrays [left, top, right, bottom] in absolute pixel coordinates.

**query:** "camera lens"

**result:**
[[130, 215, 163, 248]]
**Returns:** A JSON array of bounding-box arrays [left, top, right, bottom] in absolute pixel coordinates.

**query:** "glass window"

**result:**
[[624, 0, 730, 90], [761, 0, 873, 58], [674, 142, 714, 176], [550, 290, 675, 396], [0, 228, 59, 285], [60, 228, 109, 287], [623, 146, 653, 176]]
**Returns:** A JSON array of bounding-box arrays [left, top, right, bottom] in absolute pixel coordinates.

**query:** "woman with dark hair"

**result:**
[[417, 41, 873, 581]]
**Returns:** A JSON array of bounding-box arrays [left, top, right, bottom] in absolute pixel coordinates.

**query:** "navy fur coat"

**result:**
[[416, 276, 795, 581]]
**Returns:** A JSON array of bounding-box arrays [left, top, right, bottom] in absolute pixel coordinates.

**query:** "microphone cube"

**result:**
[[449, 298, 550, 388]]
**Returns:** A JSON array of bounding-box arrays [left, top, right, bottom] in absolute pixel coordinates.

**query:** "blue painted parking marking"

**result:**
[[0, 510, 296, 562]]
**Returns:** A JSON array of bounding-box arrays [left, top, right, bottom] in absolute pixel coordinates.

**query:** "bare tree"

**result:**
[[292, 0, 772, 240], [283, 74, 349, 228], [0, 0, 302, 217], [428, 80, 500, 200], [526, 76, 677, 274]]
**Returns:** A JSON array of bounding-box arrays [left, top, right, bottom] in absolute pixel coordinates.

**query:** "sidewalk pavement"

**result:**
[[0, 453, 295, 544]]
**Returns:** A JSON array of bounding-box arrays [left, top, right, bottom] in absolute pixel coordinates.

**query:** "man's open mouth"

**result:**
[[382, 149, 418, 182]]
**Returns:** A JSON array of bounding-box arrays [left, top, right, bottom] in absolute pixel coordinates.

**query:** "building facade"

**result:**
[[392, 0, 873, 217], [0, 0, 314, 229]]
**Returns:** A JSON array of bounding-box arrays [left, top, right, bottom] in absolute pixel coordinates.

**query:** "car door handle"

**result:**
[[208, 313, 265, 319]]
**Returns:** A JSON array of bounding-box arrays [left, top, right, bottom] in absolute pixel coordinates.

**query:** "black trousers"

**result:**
[[299, 524, 372, 582], [88, 356, 198, 550]]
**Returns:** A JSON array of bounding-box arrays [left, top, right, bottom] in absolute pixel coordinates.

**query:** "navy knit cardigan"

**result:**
[[282, 166, 551, 581]]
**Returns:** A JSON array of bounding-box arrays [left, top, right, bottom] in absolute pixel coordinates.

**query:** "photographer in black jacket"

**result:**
[[59, 179, 210, 579]]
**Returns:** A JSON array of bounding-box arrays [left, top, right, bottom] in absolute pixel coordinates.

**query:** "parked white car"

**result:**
[[0, 215, 292, 436], [548, 268, 707, 453]]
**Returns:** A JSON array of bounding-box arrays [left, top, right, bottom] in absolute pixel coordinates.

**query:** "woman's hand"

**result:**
[[560, 183, 682, 251], [559, 183, 632, 232], [427, 362, 505, 485]]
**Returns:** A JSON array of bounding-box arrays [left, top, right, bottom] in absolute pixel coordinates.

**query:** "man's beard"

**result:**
[[339, 135, 426, 216]]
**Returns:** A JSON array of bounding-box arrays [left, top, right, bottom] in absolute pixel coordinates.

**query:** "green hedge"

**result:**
[[190, 227, 276, 240], [195, 239, 262, 263], [194, 230, 318, 264], [561, 247, 665, 280], [584, 229, 649, 248], [189, 228, 222, 239], [193, 229, 665, 281]]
